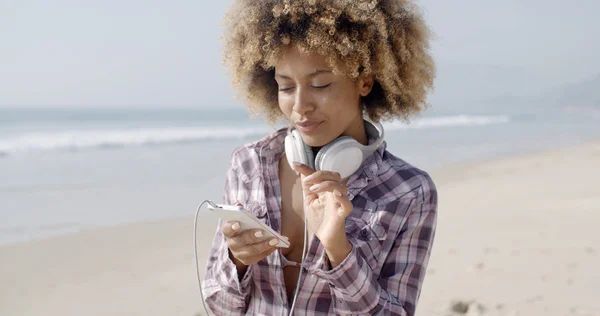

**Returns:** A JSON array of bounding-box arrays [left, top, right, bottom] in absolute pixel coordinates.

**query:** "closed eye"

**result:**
[[312, 83, 331, 89]]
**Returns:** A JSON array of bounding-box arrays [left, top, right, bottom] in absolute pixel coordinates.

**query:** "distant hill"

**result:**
[[549, 74, 600, 108], [426, 63, 598, 113], [428, 62, 553, 112]]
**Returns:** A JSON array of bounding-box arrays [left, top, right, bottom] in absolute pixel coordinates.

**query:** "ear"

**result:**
[[357, 75, 374, 97]]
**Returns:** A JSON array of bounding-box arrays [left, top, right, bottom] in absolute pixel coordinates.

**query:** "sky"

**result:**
[[0, 0, 599, 108]]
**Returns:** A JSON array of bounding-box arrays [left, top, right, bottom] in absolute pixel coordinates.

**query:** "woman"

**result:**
[[202, 0, 437, 315]]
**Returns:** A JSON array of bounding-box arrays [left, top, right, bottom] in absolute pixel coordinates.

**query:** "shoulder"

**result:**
[[227, 127, 287, 182], [367, 149, 438, 207]]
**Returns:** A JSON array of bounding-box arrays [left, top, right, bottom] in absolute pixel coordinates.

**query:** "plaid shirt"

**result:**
[[202, 127, 438, 316]]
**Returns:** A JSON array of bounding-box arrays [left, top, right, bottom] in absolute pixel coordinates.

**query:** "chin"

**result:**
[[294, 121, 340, 147], [300, 132, 335, 147]]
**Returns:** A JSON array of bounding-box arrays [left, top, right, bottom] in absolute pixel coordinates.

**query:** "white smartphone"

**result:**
[[206, 204, 290, 248]]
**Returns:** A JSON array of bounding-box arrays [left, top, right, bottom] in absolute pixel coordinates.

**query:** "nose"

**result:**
[[292, 87, 315, 116]]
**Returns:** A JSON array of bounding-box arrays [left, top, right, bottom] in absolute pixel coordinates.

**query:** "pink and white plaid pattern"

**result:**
[[202, 127, 438, 315]]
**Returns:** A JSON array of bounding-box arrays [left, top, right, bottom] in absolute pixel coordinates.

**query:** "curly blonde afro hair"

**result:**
[[222, 0, 435, 124]]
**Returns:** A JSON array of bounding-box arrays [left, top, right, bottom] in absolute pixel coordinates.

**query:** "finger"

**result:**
[[292, 162, 316, 177], [221, 221, 242, 238], [300, 171, 342, 196], [301, 170, 342, 186], [220, 202, 244, 237], [238, 238, 282, 257], [333, 189, 353, 216], [308, 180, 347, 195], [304, 192, 319, 208], [227, 229, 271, 250], [237, 245, 279, 266]]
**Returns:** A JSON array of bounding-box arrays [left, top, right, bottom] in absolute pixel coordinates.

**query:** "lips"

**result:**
[[295, 120, 322, 133]]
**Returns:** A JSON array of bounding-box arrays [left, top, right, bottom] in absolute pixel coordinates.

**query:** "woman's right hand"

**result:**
[[221, 220, 287, 268]]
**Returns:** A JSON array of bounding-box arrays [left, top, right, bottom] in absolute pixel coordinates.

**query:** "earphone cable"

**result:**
[[288, 190, 309, 316], [194, 199, 218, 316]]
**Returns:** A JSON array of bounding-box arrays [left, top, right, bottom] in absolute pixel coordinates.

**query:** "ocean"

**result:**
[[1, 106, 599, 245]]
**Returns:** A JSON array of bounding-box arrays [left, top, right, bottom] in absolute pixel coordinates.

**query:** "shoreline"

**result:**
[[1, 139, 599, 315], [2, 135, 598, 248]]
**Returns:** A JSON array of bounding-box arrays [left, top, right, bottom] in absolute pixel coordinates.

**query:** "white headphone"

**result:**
[[284, 119, 385, 179]]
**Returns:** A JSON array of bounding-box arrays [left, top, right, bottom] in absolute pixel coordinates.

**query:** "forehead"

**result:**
[[274, 46, 331, 76]]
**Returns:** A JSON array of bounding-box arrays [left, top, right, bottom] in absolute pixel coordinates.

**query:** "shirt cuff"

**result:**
[[310, 244, 380, 314], [311, 244, 364, 293], [216, 246, 253, 299]]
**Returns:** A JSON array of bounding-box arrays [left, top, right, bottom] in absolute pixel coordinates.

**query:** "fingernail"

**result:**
[[309, 184, 320, 191], [231, 222, 240, 231], [254, 231, 263, 238], [303, 175, 314, 183], [334, 190, 342, 197], [269, 239, 278, 246]]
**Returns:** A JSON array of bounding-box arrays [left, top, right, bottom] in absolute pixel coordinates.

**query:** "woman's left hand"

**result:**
[[293, 162, 353, 247]]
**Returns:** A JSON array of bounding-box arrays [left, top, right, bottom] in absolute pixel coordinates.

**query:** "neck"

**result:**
[[342, 117, 368, 146]]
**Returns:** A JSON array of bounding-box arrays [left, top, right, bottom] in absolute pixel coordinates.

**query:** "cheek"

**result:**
[[317, 87, 357, 114], [278, 93, 294, 117]]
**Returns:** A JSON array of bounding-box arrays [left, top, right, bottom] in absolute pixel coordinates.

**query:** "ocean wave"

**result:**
[[0, 115, 509, 156], [384, 114, 510, 130], [0, 126, 270, 156]]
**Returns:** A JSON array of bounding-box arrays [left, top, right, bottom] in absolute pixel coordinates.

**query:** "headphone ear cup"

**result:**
[[314, 137, 363, 179], [314, 140, 334, 171], [285, 129, 315, 170]]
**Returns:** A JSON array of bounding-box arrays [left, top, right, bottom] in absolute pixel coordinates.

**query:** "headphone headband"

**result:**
[[360, 119, 385, 157]]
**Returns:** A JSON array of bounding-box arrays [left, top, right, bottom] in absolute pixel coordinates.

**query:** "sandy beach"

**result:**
[[1, 140, 598, 316]]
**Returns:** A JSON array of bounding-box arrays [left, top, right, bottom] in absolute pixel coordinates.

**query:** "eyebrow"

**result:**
[[274, 69, 332, 80]]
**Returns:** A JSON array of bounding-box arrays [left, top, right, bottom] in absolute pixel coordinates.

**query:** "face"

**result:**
[[274, 46, 374, 147]]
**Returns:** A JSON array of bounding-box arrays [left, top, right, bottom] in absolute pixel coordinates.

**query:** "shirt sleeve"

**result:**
[[311, 181, 438, 316], [201, 160, 254, 314]]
